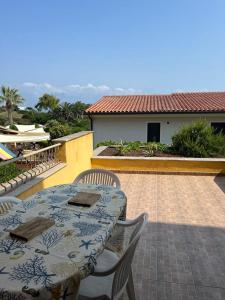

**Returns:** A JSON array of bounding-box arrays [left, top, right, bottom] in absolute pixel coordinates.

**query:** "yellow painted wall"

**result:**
[[16, 131, 225, 200], [18, 132, 93, 199], [91, 157, 225, 174]]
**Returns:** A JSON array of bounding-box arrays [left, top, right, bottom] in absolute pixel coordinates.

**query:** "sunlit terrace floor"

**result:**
[[117, 173, 225, 300]]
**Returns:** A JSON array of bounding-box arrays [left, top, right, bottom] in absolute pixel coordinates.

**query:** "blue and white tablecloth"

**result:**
[[0, 184, 126, 299]]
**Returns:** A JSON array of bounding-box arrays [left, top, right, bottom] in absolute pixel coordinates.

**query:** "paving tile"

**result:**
[[117, 173, 225, 300], [196, 286, 225, 300]]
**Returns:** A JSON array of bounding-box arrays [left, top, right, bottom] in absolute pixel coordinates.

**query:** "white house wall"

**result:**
[[92, 114, 225, 146]]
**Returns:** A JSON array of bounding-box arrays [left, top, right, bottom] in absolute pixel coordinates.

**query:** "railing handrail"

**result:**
[[0, 143, 61, 167]]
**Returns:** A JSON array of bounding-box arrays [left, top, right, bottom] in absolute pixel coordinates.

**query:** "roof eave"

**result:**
[[86, 110, 225, 115]]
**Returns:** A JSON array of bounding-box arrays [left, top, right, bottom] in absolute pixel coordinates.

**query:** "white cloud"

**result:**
[[66, 84, 81, 90], [66, 83, 111, 92], [114, 87, 125, 92], [23, 82, 39, 88], [22, 82, 63, 94], [19, 82, 143, 106], [21, 82, 142, 97], [96, 85, 111, 92], [43, 83, 52, 89]]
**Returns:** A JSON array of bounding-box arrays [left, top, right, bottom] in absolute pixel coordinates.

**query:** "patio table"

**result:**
[[0, 183, 126, 300]]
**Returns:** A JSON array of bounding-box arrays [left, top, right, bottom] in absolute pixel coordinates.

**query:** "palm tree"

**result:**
[[51, 102, 74, 122], [59, 102, 74, 121], [0, 86, 24, 125], [71, 101, 89, 119], [35, 94, 59, 111]]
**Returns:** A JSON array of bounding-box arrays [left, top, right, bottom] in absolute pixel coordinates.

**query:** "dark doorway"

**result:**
[[147, 123, 160, 142], [211, 122, 225, 135]]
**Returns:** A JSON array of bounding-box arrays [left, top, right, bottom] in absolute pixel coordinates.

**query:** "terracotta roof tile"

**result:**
[[86, 92, 225, 114]]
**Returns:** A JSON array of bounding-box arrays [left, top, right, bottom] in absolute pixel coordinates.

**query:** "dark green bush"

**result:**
[[70, 126, 83, 133], [156, 143, 169, 152], [125, 141, 142, 151], [114, 141, 140, 155], [0, 163, 22, 183], [38, 140, 51, 148], [9, 124, 18, 131], [172, 119, 225, 157], [45, 120, 71, 139], [0, 116, 5, 126]]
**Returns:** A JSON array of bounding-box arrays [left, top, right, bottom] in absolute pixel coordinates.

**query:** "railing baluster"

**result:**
[[0, 143, 62, 195]]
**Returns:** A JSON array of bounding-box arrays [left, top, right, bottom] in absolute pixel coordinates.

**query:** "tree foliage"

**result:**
[[9, 124, 18, 131], [35, 94, 59, 111], [0, 87, 90, 138], [0, 86, 24, 125], [45, 120, 71, 139], [172, 119, 225, 157], [51, 101, 90, 122]]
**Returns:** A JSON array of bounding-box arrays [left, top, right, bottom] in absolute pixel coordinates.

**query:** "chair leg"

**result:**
[[126, 271, 135, 300]]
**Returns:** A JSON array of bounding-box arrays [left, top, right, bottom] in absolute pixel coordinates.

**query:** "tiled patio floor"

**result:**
[[117, 173, 225, 300]]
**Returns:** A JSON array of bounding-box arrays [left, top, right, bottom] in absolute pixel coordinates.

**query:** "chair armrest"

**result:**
[[92, 249, 119, 277], [117, 213, 149, 227], [116, 219, 138, 227], [93, 264, 117, 277], [92, 270, 112, 276]]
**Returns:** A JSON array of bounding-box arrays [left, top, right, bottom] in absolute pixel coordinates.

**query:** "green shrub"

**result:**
[[0, 163, 22, 183], [117, 141, 128, 156], [143, 142, 169, 153], [96, 140, 171, 156], [96, 140, 116, 147], [117, 141, 142, 155], [45, 120, 71, 140], [38, 140, 51, 148], [9, 124, 18, 131], [172, 119, 225, 157], [25, 111, 50, 124], [156, 143, 169, 152], [125, 141, 142, 151], [0, 116, 5, 126], [143, 142, 159, 156], [70, 126, 83, 133]]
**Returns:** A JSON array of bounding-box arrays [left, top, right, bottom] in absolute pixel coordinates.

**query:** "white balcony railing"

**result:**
[[0, 143, 61, 195]]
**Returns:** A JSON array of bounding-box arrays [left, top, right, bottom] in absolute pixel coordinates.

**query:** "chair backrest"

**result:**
[[0, 197, 20, 214], [74, 168, 121, 189], [111, 213, 148, 299]]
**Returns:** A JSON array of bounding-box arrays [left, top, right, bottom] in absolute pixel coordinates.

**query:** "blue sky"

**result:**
[[1, 0, 225, 106]]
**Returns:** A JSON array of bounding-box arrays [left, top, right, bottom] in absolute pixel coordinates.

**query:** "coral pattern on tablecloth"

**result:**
[[0, 184, 126, 300]]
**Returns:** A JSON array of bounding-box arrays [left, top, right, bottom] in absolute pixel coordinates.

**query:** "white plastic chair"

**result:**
[[78, 213, 148, 300], [74, 169, 121, 189], [0, 196, 21, 214]]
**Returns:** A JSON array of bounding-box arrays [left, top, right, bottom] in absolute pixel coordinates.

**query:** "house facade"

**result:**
[[86, 92, 225, 146]]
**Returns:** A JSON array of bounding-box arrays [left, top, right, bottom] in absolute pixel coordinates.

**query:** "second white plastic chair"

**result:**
[[74, 168, 121, 189], [0, 196, 21, 214], [78, 213, 148, 300]]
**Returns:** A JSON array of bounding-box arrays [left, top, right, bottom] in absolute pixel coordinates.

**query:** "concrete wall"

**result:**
[[9, 130, 225, 201], [92, 155, 225, 174], [17, 131, 93, 199], [92, 114, 225, 146]]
